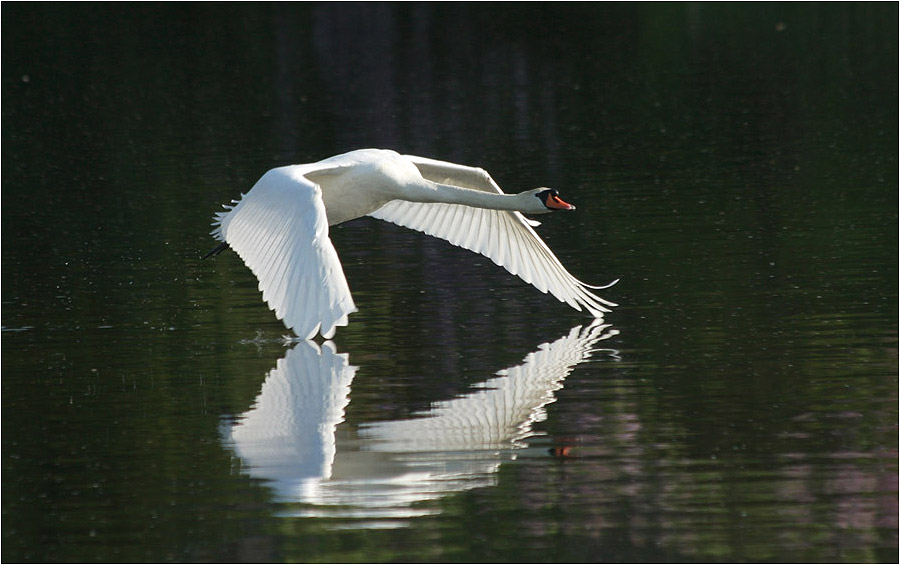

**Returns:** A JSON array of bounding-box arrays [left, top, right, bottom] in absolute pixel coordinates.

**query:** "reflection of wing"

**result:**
[[360, 320, 614, 452], [221, 321, 617, 526], [221, 341, 356, 497]]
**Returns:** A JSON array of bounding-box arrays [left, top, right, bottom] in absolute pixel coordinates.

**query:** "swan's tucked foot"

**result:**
[[202, 241, 229, 259]]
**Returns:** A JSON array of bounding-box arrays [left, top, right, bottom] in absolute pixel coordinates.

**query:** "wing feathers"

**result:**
[[213, 168, 357, 339], [371, 154, 616, 316], [370, 200, 615, 316]]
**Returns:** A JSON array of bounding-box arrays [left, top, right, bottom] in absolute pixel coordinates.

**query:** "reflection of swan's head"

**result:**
[[525, 187, 576, 213]]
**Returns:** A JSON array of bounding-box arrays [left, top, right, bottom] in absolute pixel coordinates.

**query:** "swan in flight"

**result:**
[[206, 149, 616, 339]]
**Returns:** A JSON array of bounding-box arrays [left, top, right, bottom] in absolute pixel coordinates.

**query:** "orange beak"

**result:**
[[546, 193, 576, 210]]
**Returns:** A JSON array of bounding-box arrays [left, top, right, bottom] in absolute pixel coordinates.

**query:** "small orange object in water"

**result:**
[[549, 445, 574, 458]]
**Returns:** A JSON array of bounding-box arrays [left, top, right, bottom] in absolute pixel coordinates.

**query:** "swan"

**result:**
[[206, 148, 617, 339]]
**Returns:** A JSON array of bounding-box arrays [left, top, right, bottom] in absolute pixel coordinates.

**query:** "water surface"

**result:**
[[2, 3, 897, 562]]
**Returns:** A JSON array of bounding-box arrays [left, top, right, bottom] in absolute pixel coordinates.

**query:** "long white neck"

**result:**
[[409, 180, 531, 212]]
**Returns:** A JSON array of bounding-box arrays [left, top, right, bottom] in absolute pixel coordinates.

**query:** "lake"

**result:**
[[2, 3, 897, 562]]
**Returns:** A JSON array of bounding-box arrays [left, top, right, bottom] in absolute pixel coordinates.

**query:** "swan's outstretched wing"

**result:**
[[211, 167, 357, 339], [368, 155, 617, 316]]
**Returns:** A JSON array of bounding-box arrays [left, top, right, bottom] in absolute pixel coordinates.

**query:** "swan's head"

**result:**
[[528, 188, 576, 213]]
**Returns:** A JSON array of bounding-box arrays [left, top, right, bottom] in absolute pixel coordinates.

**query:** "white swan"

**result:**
[[207, 149, 616, 339]]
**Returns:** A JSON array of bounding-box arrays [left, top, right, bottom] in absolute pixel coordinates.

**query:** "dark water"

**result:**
[[2, 3, 897, 562]]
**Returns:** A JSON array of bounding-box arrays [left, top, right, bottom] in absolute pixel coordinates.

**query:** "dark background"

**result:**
[[3, 3, 897, 562]]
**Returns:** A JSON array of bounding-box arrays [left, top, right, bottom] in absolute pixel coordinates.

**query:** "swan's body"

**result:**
[[209, 149, 616, 338]]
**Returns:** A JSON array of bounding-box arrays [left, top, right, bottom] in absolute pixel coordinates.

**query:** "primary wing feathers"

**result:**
[[370, 155, 617, 316], [211, 168, 357, 339]]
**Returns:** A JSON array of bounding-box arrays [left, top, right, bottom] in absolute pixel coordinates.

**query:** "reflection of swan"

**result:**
[[221, 341, 356, 500], [221, 321, 617, 525], [207, 148, 617, 339]]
